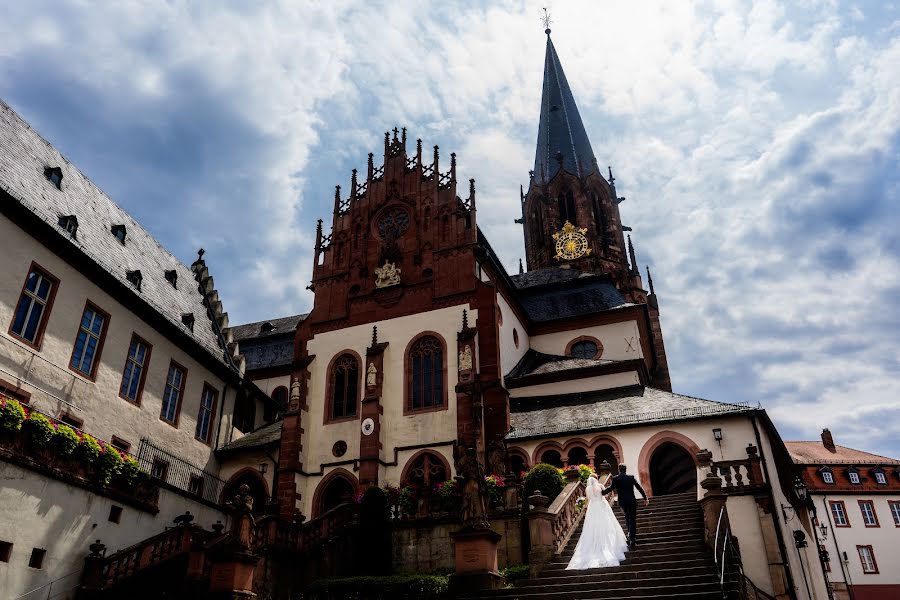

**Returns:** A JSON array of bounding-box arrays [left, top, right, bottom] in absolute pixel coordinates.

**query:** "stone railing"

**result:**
[[254, 502, 359, 555], [80, 512, 218, 591], [698, 444, 766, 496], [525, 470, 586, 577]]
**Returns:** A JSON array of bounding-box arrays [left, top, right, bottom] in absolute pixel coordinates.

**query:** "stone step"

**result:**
[[564, 522, 702, 543], [559, 536, 703, 557], [489, 573, 722, 596], [543, 549, 710, 571], [525, 563, 716, 585], [468, 581, 723, 599], [538, 556, 713, 577]]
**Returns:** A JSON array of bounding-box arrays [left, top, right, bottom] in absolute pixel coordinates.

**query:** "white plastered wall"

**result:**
[[529, 319, 644, 361], [0, 214, 229, 470], [297, 304, 474, 517], [0, 461, 226, 600], [816, 492, 900, 588], [496, 290, 528, 382], [508, 371, 641, 398]]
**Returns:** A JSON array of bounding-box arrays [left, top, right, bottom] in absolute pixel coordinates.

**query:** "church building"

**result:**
[[0, 25, 891, 600]]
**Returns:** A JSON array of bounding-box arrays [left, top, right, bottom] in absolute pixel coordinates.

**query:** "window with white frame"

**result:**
[[874, 471, 887, 485], [859, 501, 879, 527], [830, 501, 849, 526], [848, 470, 860, 484], [889, 501, 900, 527], [857, 545, 878, 574], [821, 470, 834, 484]]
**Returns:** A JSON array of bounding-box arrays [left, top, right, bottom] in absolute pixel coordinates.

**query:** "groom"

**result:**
[[602, 464, 649, 550]]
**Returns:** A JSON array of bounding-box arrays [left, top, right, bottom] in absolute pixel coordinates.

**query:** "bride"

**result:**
[[566, 474, 629, 570]]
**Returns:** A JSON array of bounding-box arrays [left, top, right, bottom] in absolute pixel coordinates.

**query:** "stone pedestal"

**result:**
[[449, 527, 504, 595], [207, 550, 259, 599], [526, 491, 554, 577]]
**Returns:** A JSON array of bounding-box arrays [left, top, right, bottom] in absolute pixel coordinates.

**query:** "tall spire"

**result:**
[[532, 31, 599, 184]]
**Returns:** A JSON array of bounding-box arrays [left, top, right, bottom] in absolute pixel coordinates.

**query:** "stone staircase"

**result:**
[[471, 492, 730, 599]]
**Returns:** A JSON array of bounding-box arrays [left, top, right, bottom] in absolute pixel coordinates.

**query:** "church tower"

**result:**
[[520, 28, 671, 390], [519, 29, 645, 304]]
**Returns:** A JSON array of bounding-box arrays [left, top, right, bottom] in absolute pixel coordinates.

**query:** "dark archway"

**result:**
[[594, 444, 619, 473], [222, 469, 268, 514], [567, 447, 588, 467], [649, 442, 697, 495], [509, 453, 528, 478], [318, 476, 355, 516], [540, 450, 563, 468]]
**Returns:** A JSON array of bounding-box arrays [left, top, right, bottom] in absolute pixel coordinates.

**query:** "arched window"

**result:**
[[266, 386, 287, 422], [558, 190, 576, 226], [403, 451, 449, 487], [328, 353, 360, 422], [566, 336, 602, 359], [540, 450, 563, 468], [407, 335, 444, 412]]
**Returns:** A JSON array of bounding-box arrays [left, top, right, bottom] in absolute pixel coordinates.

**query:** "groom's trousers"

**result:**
[[620, 501, 637, 543]]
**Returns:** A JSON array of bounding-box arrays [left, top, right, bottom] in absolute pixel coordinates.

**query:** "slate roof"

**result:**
[[229, 313, 307, 342], [785, 442, 900, 465], [532, 33, 601, 184], [507, 386, 752, 440], [506, 348, 618, 381], [0, 99, 228, 366], [511, 268, 630, 323], [217, 421, 282, 454]]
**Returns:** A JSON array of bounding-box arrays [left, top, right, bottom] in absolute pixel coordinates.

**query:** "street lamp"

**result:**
[[793, 476, 808, 502]]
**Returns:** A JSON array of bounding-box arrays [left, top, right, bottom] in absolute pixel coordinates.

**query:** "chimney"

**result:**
[[821, 428, 836, 452]]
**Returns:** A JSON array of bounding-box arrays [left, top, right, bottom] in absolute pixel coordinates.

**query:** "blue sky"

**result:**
[[2, 1, 899, 458]]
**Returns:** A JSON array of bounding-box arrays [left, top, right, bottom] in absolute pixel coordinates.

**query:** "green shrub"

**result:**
[[523, 463, 566, 502], [118, 455, 141, 486], [23, 412, 54, 446], [398, 485, 417, 516], [51, 424, 79, 455], [567, 463, 596, 484], [97, 446, 124, 485], [0, 397, 26, 431], [500, 563, 529, 587], [303, 574, 449, 600], [76, 433, 102, 463]]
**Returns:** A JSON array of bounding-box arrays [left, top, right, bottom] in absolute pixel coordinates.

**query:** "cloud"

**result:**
[[1, 0, 898, 458]]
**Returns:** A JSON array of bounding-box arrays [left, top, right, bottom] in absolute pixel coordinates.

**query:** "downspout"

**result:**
[[265, 449, 279, 503], [751, 413, 799, 600], [822, 496, 856, 600], [214, 383, 229, 450]]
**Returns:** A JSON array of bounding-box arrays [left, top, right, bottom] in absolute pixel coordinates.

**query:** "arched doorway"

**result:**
[[509, 452, 528, 478], [594, 444, 619, 473], [649, 442, 697, 495], [567, 447, 588, 467], [539, 449, 563, 468], [222, 469, 268, 513], [315, 472, 357, 516]]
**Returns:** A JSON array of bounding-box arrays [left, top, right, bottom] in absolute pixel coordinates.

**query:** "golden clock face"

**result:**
[[553, 221, 592, 261]]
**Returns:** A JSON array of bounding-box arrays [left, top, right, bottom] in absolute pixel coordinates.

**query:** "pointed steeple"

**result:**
[[533, 31, 599, 184]]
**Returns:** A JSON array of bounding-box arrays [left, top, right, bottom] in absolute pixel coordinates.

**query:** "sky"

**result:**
[[1, 0, 899, 458]]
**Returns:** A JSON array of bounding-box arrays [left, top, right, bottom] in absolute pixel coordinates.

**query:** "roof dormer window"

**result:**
[[164, 270, 178, 288], [181, 313, 195, 332], [44, 166, 63, 189], [820, 469, 834, 484], [111, 224, 127, 244], [873, 469, 887, 485], [260, 322, 275, 333], [848, 468, 860, 485], [125, 269, 142, 291], [58, 215, 78, 238]]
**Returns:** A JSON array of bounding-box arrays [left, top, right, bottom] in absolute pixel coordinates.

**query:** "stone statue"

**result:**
[[458, 345, 473, 371], [455, 445, 488, 529], [374, 260, 401, 288], [487, 441, 507, 477], [227, 483, 256, 546], [367, 362, 377, 387], [290, 377, 301, 405]]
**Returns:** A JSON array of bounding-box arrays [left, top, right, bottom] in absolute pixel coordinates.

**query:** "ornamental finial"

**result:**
[[541, 7, 552, 35]]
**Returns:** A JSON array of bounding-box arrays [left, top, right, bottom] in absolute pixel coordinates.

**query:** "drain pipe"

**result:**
[[751, 413, 799, 600]]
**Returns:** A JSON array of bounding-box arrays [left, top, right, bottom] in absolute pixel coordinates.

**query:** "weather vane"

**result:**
[[541, 7, 552, 33]]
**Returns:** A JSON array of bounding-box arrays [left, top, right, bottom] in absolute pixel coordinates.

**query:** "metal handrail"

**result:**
[[13, 570, 81, 599]]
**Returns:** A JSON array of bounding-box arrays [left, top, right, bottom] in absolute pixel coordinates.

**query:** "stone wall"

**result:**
[[392, 515, 523, 573]]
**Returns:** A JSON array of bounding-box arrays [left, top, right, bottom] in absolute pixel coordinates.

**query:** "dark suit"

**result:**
[[603, 473, 647, 545]]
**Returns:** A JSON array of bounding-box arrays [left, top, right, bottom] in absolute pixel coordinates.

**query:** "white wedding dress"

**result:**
[[566, 475, 629, 570]]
